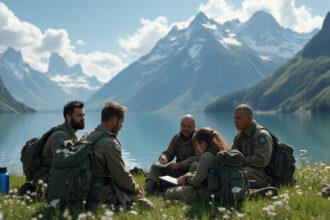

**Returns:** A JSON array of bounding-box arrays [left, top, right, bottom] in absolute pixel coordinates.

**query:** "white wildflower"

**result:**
[[218, 207, 226, 212], [231, 187, 242, 194], [129, 210, 138, 215], [49, 199, 60, 207]]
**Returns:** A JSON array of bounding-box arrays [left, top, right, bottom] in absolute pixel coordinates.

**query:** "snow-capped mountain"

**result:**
[[207, 12, 330, 113], [0, 47, 72, 111], [48, 53, 102, 100], [223, 10, 318, 58], [87, 12, 282, 112]]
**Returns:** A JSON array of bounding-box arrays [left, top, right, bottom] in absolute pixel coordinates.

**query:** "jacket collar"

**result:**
[[242, 120, 257, 138]]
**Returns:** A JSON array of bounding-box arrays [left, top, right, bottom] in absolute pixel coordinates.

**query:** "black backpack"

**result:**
[[262, 130, 296, 186], [207, 150, 247, 207]]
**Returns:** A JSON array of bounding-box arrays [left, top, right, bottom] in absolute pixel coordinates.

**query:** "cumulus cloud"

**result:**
[[118, 16, 171, 55], [199, 0, 323, 33], [118, 16, 195, 57], [0, 2, 125, 82]]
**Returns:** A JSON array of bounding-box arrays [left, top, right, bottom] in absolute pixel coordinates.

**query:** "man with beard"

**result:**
[[87, 101, 153, 210], [35, 101, 85, 183]]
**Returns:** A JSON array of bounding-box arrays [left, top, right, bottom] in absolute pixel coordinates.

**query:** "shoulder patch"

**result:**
[[259, 136, 267, 144], [55, 136, 65, 145]]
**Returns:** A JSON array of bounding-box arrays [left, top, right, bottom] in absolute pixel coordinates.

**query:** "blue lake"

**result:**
[[0, 111, 329, 173]]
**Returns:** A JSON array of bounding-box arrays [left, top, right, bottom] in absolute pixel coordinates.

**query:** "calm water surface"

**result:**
[[0, 111, 329, 172]]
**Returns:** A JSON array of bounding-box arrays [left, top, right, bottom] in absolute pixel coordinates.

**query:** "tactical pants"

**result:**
[[165, 185, 210, 202], [92, 184, 154, 210], [244, 167, 272, 189]]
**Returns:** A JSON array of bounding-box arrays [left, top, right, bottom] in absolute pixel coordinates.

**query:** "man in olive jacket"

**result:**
[[232, 104, 273, 189], [145, 115, 198, 195], [33, 101, 85, 184], [87, 101, 153, 210]]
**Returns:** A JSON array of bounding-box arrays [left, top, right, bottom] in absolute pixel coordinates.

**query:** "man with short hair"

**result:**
[[145, 115, 198, 195], [87, 101, 153, 210], [232, 104, 273, 189], [34, 101, 85, 183]]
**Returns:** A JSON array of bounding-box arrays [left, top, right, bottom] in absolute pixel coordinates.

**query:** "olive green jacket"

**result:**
[[88, 125, 139, 196], [161, 132, 197, 170], [36, 122, 76, 182], [232, 121, 273, 168]]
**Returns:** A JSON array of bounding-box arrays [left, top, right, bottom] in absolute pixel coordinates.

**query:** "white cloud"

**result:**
[[0, 2, 125, 82], [76, 40, 86, 46], [118, 16, 171, 55], [199, 0, 323, 33], [117, 16, 195, 57]]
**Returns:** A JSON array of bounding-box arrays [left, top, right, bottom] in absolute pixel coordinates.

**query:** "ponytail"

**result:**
[[193, 127, 229, 151]]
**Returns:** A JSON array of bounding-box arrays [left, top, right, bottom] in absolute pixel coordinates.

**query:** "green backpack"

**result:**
[[47, 133, 109, 207], [20, 126, 65, 182], [207, 150, 247, 207]]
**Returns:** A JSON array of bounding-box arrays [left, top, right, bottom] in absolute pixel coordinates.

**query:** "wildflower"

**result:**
[[0, 211, 3, 220], [222, 214, 230, 219], [49, 199, 60, 207], [105, 209, 113, 217], [38, 214, 44, 219], [38, 179, 44, 185], [231, 187, 242, 194], [63, 208, 70, 218], [236, 212, 244, 218], [265, 190, 274, 197], [77, 213, 87, 219], [218, 207, 226, 212], [129, 210, 138, 215]]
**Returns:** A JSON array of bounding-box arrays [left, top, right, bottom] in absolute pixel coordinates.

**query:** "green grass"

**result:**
[[1, 162, 330, 220]]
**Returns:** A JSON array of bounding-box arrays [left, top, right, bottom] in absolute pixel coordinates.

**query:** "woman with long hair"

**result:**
[[165, 127, 229, 201]]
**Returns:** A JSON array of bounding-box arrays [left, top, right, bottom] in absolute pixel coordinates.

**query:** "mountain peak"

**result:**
[[48, 52, 70, 74], [302, 11, 330, 58], [190, 11, 210, 26], [247, 10, 279, 28], [1, 47, 23, 62], [322, 12, 330, 33]]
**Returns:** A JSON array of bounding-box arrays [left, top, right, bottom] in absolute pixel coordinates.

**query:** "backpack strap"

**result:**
[[36, 126, 69, 168], [89, 132, 113, 146]]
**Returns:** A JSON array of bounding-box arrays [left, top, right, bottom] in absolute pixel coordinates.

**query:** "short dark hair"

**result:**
[[63, 101, 84, 118], [101, 101, 127, 122], [234, 104, 253, 117]]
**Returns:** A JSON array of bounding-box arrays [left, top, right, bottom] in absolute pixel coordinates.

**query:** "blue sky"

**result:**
[[0, 0, 329, 82]]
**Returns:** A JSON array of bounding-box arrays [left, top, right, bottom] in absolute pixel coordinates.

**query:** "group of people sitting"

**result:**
[[146, 104, 277, 201], [20, 100, 279, 210]]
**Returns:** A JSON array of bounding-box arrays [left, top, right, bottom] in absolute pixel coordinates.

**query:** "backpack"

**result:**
[[47, 133, 109, 208], [262, 130, 296, 186], [20, 126, 66, 182], [207, 150, 247, 207]]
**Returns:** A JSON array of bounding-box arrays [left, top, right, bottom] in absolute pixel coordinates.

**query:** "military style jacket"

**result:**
[[88, 125, 139, 196], [161, 132, 197, 170], [36, 122, 76, 182], [232, 121, 273, 169]]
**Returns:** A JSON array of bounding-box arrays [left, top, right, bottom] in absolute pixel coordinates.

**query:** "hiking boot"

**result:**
[[145, 180, 157, 195]]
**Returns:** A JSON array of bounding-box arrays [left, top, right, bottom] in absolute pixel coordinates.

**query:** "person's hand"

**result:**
[[137, 185, 144, 197], [168, 163, 180, 171], [159, 154, 168, 165], [177, 176, 186, 185]]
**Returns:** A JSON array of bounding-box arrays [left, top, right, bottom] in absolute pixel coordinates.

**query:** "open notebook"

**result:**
[[159, 175, 178, 185]]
